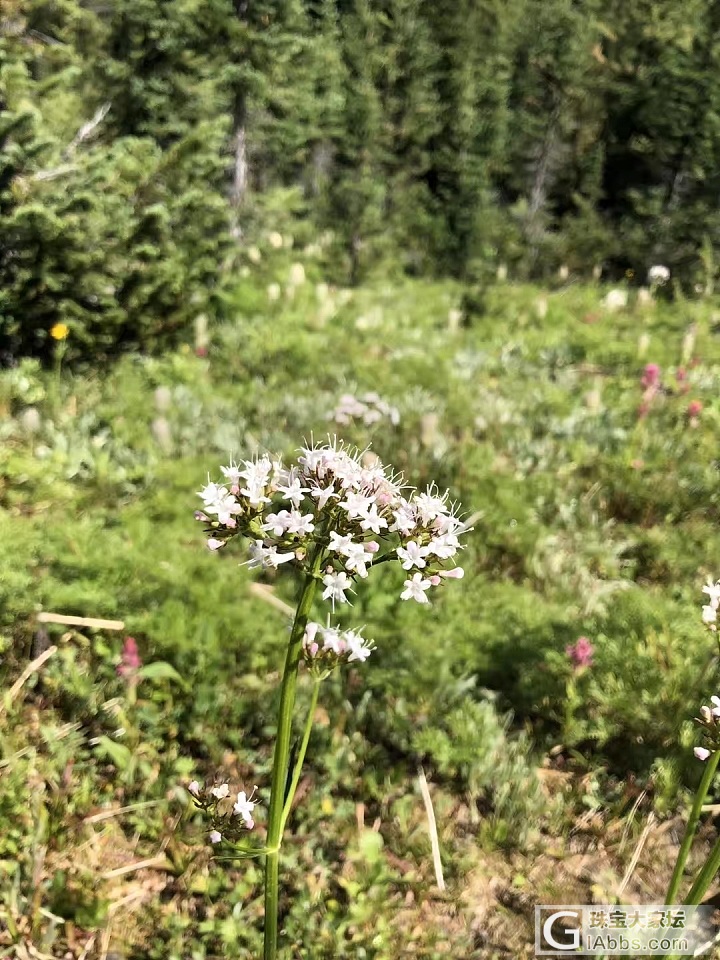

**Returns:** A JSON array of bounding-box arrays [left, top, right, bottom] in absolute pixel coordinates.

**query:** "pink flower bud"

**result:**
[[694, 747, 712, 762], [440, 567, 465, 579], [366, 541, 380, 553], [207, 538, 225, 550], [209, 830, 222, 844], [429, 575, 441, 586], [188, 780, 201, 797]]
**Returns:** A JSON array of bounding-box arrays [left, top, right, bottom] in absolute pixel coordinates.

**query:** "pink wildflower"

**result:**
[[117, 636, 142, 678], [566, 636, 594, 669], [641, 363, 660, 389], [687, 399, 703, 420]]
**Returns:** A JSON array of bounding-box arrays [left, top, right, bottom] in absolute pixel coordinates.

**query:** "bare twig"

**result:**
[[83, 800, 160, 824], [248, 583, 294, 619], [417, 766, 445, 891], [37, 612, 125, 630], [101, 854, 170, 880]]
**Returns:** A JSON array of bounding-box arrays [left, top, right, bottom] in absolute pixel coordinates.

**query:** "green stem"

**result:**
[[666, 750, 720, 904], [280, 680, 321, 836], [263, 551, 323, 960]]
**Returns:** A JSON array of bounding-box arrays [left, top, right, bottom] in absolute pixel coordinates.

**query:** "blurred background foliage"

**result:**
[[4, 0, 720, 362]]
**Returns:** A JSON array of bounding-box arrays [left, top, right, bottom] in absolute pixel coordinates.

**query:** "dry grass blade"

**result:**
[[418, 766, 446, 892], [2, 645, 57, 714]]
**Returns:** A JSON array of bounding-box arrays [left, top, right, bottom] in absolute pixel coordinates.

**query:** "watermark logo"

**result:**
[[535, 904, 718, 956]]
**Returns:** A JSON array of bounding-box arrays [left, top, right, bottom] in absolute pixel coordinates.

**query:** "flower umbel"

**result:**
[[197, 439, 470, 619]]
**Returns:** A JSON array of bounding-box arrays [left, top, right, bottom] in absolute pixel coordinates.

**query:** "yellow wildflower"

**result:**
[[50, 323, 69, 341]]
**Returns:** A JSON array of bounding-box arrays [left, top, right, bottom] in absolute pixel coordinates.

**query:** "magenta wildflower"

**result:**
[[687, 399, 703, 420], [117, 636, 142, 678], [641, 363, 660, 389], [566, 636, 594, 669]]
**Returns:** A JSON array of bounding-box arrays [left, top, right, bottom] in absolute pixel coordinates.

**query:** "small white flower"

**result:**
[[220, 462, 242, 484], [344, 542, 374, 578], [321, 626, 345, 655], [702, 604, 718, 626], [322, 571, 352, 606], [277, 476, 309, 509], [211, 783, 230, 800], [207, 538, 226, 551], [358, 503, 388, 535], [309, 483, 336, 510], [188, 780, 201, 797], [233, 790, 257, 828], [248, 541, 295, 569], [428, 532, 460, 560], [262, 510, 293, 537], [400, 572, 433, 604], [396, 541, 430, 570], [390, 504, 417, 535], [284, 510, 315, 536], [209, 830, 222, 844], [413, 489, 449, 525], [345, 630, 374, 663], [702, 579, 720, 607], [339, 491, 374, 519], [695, 747, 712, 762], [329, 531, 354, 555]]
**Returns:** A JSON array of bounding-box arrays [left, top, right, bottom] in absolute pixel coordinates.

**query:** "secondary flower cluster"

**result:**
[[197, 439, 467, 606], [302, 621, 375, 674], [701, 578, 720, 631], [694, 695, 720, 761], [188, 780, 258, 844], [329, 392, 400, 427]]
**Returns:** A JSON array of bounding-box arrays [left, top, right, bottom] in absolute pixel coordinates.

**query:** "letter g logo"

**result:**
[[542, 910, 581, 951]]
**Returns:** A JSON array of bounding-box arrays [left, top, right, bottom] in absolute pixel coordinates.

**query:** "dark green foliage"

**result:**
[[6, 0, 720, 365]]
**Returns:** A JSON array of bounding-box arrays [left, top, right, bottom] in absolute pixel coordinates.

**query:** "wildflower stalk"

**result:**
[[665, 748, 720, 903], [280, 679, 321, 835], [196, 442, 469, 958], [263, 548, 323, 960], [683, 816, 720, 906]]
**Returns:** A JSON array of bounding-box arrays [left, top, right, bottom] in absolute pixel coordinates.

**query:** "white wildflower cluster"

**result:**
[[330, 392, 400, 427], [197, 439, 469, 667], [648, 264, 670, 286], [701, 578, 720, 631], [693, 696, 720, 762], [302, 621, 375, 673], [187, 780, 258, 844]]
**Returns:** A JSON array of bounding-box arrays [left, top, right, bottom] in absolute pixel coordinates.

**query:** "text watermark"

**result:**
[[535, 904, 718, 956]]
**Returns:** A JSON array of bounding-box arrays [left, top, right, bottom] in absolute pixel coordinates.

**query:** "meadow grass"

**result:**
[[2, 274, 720, 957]]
